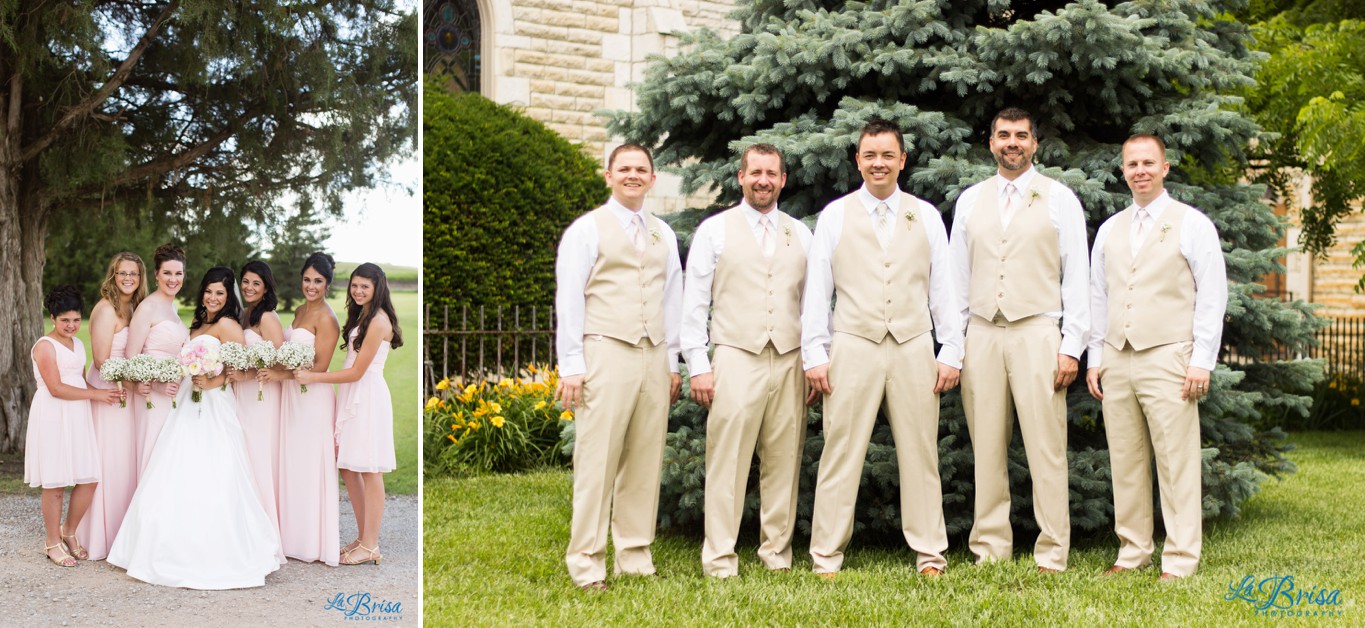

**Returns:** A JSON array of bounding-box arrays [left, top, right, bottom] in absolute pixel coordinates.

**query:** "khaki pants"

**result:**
[[809, 331, 947, 573], [1100, 341, 1202, 577], [962, 315, 1070, 570], [701, 344, 807, 578], [564, 336, 669, 586]]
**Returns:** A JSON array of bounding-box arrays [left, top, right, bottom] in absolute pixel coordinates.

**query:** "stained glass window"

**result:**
[[424, 0, 481, 93]]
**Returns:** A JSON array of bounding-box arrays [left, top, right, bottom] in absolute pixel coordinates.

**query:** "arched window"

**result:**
[[423, 0, 481, 93]]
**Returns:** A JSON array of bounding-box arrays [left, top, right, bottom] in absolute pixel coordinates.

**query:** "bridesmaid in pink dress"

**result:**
[[264, 251, 340, 565], [298, 262, 403, 566], [76, 252, 147, 560], [26, 286, 123, 567], [228, 260, 286, 548], [126, 244, 188, 476]]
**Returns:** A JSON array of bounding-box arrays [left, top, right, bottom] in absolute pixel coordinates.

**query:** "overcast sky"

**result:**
[[323, 154, 421, 268]]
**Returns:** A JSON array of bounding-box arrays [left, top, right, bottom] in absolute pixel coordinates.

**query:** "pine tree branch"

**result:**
[[16, 0, 179, 165]]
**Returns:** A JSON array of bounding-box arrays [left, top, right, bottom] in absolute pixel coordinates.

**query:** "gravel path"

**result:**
[[1, 494, 418, 627]]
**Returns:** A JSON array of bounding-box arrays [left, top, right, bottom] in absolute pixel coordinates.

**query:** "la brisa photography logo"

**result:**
[[1224, 573, 1346, 618], [324, 592, 405, 622]]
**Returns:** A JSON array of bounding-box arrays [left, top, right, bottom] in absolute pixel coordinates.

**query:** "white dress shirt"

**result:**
[[1088, 190, 1227, 371], [554, 197, 684, 377], [681, 201, 814, 376], [949, 166, 1091, 358], [801, 184, 965, 369]]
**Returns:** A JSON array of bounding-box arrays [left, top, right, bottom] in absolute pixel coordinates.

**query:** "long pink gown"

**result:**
[[77, 327, 137, 560], [24, 336, 101, 488], [277, 326, 340, 565], [136, 320, 188, 476], [234, 328, 284, 553], [336, 328, 395, 473]]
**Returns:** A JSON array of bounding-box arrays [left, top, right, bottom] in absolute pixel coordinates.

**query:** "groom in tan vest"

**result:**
[[555, 144, 684, 592], [1086, 134, 1227, 580], [683, 143, 812, 578], [949, 107, 1090, 573], [803, 119, 963, 578]]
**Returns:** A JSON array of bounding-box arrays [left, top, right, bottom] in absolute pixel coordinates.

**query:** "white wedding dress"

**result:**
[[108, 334, 284, 589]]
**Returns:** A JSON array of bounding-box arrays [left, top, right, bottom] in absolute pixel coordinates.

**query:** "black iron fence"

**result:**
[[424, 305, 1365, 391]]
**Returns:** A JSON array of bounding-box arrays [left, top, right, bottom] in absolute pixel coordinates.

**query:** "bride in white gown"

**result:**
[[108, 266, 283, 589]]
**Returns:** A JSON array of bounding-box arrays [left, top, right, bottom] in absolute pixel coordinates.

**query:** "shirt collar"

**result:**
[[1132, 190, 1171, 219], [606, 196, 646, 227], [857, 184, 902, 215], [739, 200, 781, 228], [997, 165, 1036, 195]]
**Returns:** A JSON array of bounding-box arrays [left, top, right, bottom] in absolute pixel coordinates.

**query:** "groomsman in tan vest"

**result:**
[[683, 143, 813, 579], [949, 107, 1090, 573], [803, 119, 963, 578], [1086, 134, 1227, 581], [555, 144, 684, 592]]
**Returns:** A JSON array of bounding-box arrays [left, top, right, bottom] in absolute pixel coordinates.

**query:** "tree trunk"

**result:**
[[0, 146, 47, 454]]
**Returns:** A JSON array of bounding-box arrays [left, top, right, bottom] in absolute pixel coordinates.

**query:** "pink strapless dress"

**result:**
[[277, 327, 339, 565], [24, 336, 101, 488], [135, 320, 188, 476], [336, 328, 395, 473], [234, 328, 284, 549], [77, 327, 138, 560]]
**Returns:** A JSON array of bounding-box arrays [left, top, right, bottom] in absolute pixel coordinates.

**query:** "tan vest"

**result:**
[[710, 208, 806, 355], [582, 206, 667, 346], [1103, 202, 1196, 351], [966, 175, 1062, 321], [831, 193, 933, 343]]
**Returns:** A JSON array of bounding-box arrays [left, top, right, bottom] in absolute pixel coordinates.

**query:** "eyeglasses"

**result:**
[[116, 272, 141, 279]]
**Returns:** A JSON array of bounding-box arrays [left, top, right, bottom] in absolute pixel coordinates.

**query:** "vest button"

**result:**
[[999, 274, 1005, 279], [884, 262, 891, 268], [997, 292, 1004, 298], [1000, 256, 1006, 262]]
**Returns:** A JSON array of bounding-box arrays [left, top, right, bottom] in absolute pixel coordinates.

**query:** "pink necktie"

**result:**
[[1135, 207, 1150, 245], [631, 214, 646, 257], [1002, 183, 1016, 226], [759, 216, 775, 259]]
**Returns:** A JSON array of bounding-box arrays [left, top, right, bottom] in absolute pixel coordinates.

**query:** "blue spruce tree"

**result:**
[[608, 0, 1319, 539]]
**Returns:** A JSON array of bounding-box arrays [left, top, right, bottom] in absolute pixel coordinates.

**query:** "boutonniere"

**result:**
[[650, 229, 661, 244], [783, 225, 792, 245], [1028, 189, 1041, 206], [1159, 223, 1171, 242], [903, 210, 916, 229]]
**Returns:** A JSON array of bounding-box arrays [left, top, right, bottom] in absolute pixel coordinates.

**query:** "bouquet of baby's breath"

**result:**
[[276, 341, 316, 393], [99, 357, 129, 407], [218, 342, 249, 391], [151, 356, 183, 408], [124, 355, 161, 409], [247, 343, 277, 401]]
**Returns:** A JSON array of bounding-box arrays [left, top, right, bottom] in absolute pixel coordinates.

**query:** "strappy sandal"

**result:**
[[43, 542, 76, 567], [341, 538, 362, 555], [340, 543, 382, 565], [60, 529, 88, 561]]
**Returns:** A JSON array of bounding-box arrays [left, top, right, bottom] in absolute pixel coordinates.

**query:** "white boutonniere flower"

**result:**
[[784, 225, 792, 245], [650, 229, 661, 244], [904, 210, 916, 229], [1028, 189, 1041, 206], [1159, 223, 1171, 242]]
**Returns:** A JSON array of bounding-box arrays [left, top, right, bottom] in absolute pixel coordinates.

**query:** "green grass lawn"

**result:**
[[19, 288, 419, 495], [425, 432, 1364, 625]]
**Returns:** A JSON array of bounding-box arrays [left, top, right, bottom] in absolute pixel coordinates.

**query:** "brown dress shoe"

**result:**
[[1038, 566, 1062, 575], [919, 566, 944, 577], [1159, 572, 1181, 582], [580, 580, 609, 592], [1102, 565, 1130, 576], [816, 572, 837, 581]]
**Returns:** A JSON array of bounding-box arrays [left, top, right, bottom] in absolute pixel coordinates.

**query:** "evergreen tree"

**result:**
[[609, 0, 1319, 538], [0, 3, 415, 451], [267, 202, 335, 313]]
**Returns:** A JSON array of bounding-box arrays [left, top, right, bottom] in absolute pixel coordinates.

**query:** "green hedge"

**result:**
[[423, 86, 608, 310]]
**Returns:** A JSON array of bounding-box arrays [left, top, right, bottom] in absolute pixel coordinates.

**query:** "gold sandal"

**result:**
[[60, 529, 88, 561], [341, 543, 381, 566], [341, 538, 362, 555], [44, 542, 76, 567]]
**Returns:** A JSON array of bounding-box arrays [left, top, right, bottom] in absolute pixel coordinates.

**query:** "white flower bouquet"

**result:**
[[276, 341, 316, 393], [218, 341, 249, 391], [247, 342, 277, 401], [99, 357, 129, 407], [178, 342, 223, 403]]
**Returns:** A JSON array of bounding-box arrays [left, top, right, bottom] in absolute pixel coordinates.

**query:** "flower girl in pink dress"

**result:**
[[26, 286, 123, 566], [297, 262, 403, 566]]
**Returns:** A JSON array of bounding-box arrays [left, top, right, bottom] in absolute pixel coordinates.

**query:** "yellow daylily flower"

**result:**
[[534, 401, 547, 411], [468, 420, 480, 430], [447, 434, 457, 443], [560, 410, 574, 421], [426, 396, 442, 410], [491, 415, 506, 428], [436, 378, 450, 391], [499, 378, 514, 388]]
